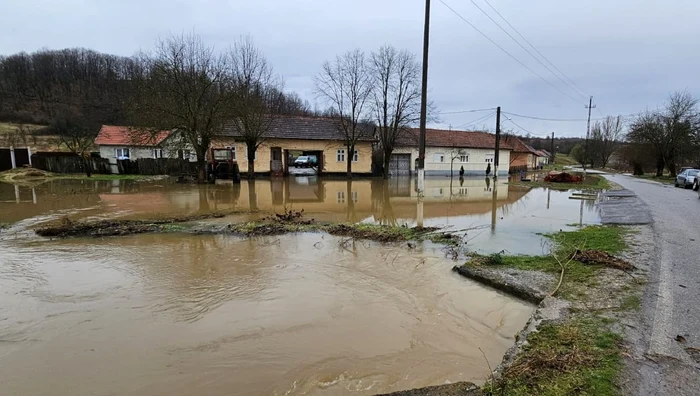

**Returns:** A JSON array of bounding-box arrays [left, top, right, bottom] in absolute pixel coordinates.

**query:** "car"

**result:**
[[294, 155, 317, 168], [675, 169, 699, 189]]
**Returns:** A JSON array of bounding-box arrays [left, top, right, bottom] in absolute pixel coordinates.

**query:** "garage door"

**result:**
[[388, 154, 411, 176]]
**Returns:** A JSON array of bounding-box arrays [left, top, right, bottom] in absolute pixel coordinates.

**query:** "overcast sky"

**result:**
[[2, 0, 699, 137]]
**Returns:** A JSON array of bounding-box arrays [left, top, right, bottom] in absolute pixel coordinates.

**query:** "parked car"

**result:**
[[675, 169, 699, 188], [294, 155, 317, 168]]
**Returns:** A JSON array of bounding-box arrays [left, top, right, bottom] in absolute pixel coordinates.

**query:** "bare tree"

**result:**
[[226, 36, 284, 179], [51, 112, 98, 177], [627, 91, 699, 176], [369, 46, 422, 179], [128, 33, 235, 182], [315, 49, 373, 178], [589, 115, 624, 168]]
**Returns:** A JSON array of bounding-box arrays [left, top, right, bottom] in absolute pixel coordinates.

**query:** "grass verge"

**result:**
[[509, 174, 610, 191], [486, 317, 622, 396], [461, 225, 635, 396], [634, 174, 675, 185]]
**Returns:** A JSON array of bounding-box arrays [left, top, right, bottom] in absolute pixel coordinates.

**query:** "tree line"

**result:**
[[0, 34, 426, 181]]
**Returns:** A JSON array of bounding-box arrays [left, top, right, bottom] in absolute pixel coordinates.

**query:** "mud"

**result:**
[[574, 249, 635, 271], [34, 211, 238, 238]]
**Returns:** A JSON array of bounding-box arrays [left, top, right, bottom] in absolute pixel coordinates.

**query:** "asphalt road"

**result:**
[[605, 174, 700, 395]]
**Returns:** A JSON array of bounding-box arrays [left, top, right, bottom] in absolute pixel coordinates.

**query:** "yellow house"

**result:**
[[213, 116, 374, 176]]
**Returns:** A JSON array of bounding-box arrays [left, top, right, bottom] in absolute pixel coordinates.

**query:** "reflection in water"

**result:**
[[491, 179, 498, 234], [0, 177, 601, 255], [0, 233, 533, 396]]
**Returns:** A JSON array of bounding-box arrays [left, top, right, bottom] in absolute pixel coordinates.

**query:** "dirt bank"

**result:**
[[34, 209, 465, 248], [35, 211, 236, 238]]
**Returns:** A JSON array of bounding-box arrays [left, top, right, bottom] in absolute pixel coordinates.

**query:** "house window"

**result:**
[[152, 148, 163, 159], [183, 150, 192, 160], [337, 149, 345, 162], [459, 188, 468, 196], [351, 191, 358, 203], [433, 188, 444, 197], [352, 150, 359, 162], [459, 154, 469, 163], [213, 150, 231, 161], [485, 155, 494, 163], [115, 148, 130, 159], [337, 191, 346, 203], [229, 146, 237, 160], [433, 153, 445, 163]]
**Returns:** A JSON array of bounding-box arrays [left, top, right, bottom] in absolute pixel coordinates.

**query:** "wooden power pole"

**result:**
[[583, 95, 596, 171], [494, 106, 501, 179], [417, 0, 431, 193], [550, 132, 555, 164]]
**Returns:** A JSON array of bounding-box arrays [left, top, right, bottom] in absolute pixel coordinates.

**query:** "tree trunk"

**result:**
[[247, 144, 256, 180], [382, 149, 391, 179], [197, 158, 207, 183], [82, 156, 92, 177], [655, 156, 664, 177], [346, 145, 353, 179]]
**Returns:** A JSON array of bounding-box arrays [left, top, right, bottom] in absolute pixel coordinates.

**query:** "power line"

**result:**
[[465, 0, 588, 101], [502, 111, 639, 122], [503, 117, 550, 137], [480, 0, 589, 99], [437, 0, 584, 106], [456, 111, 496, 129], [438, 107, 496, 115]]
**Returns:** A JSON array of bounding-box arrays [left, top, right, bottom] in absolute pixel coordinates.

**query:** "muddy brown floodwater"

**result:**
[[0, 176, 599, 395]]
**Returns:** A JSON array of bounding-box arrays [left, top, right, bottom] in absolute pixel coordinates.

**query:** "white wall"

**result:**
[[392, 146, 511, 175], [99, 145, 197, 174]]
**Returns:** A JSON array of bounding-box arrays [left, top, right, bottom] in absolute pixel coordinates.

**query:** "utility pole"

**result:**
[[417, 0, 431, 194], [583, 96, 596, 172], [550, 132, 555, 164], [494, 106, 501, 179]]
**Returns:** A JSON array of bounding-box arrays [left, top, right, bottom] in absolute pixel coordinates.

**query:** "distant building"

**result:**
[[392, 128, 513, 176], [214, 115, 374, 176], [95, 125, 195, 174], [509, 139, 542, 170]]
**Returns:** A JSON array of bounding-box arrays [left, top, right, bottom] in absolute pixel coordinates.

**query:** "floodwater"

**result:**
[[0, 176, 598, 395], [1, 176, 600, 255]]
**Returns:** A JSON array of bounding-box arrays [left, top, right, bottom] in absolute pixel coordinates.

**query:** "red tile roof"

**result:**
[[509, 138, 541, 154], [95, 125, 171, 146], [400, 128, 517, 150]]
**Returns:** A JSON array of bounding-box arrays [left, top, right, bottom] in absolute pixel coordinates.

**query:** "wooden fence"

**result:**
[[31, 153, 111, 174], [117, 158, 198, 176]]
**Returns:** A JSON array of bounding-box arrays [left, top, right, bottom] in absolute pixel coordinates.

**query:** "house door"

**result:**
[[389, 154, 411, 176]]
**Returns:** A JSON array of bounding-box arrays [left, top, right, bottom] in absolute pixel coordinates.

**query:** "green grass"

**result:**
[[635, 174, 675, 185], [546, 225, 628, 254], [618, 295, 641, 312], [468, 225, 629, 297], [488, 317, 622, 396]]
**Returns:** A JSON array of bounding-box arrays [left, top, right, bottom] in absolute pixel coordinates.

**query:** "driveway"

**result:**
[[605, 174, 700, 395]]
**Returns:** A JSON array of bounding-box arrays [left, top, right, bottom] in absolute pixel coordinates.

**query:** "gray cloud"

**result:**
[[2, 0, 698, 137]]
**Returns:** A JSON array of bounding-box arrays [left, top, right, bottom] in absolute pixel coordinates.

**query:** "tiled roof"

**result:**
[[95, 125, 171, 146], [399, 128, 516, 150], [509, 138, 541, 154], [221, 116, 375, 142]]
